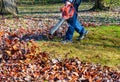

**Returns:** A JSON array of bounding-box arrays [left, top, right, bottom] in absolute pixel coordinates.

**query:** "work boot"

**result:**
[[77, 30, 88, 41]]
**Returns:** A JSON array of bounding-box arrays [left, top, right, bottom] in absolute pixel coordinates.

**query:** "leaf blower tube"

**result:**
[[50, 2, 75, 35], [50, 18, 65, 35]]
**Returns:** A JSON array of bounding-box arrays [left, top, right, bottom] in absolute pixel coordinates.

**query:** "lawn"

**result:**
[[38, 25, 120, 70], [1, 2, 120, 70], [0, 2, 120, 81]]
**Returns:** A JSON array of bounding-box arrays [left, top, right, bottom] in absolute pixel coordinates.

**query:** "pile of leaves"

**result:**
[[0, 18, 69, 40], [0, 57, 120, 81], [0, 22, 120, 82]]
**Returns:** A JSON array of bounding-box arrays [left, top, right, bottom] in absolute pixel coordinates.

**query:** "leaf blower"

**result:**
[[50, 2, 75, 35]]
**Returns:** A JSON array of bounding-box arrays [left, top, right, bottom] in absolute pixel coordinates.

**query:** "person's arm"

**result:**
[[62, 0, 75, 3]]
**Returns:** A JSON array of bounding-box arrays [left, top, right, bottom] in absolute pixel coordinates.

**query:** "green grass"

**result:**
[[38, 26, 120, 70]]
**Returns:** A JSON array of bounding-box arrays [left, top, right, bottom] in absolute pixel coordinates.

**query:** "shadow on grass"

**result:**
[[18, 9, 91, 15], [81, 42, 120, 50]]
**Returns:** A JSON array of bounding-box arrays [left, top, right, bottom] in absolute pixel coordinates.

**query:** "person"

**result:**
[[62, 0, 88, 43]]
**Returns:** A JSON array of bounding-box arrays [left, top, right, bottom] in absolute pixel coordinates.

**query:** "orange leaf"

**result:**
[[6, 50, 11, 56], [13, 44, 18, 50], [0, 31, 4, 36]]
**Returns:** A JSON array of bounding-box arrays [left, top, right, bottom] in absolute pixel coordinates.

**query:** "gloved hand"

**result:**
[[65, 1, 71, 5], [67, 0, 74, 3], [60, 1, 72, 12]]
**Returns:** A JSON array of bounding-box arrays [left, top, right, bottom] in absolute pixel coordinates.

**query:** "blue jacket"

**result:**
[[63, 0, 82, 11]]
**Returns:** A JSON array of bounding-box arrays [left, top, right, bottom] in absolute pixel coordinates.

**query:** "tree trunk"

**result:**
[[91, 0, 109, 11], [0, 0, 18, 16]]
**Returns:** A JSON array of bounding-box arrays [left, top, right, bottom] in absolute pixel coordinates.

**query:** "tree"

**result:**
[[91, 0, 109, 10], [0, 0, 18, 16], [91, 0, 120, 11]]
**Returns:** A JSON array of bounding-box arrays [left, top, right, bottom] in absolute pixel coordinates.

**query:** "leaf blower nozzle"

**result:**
[[50, 18, 65, 35]]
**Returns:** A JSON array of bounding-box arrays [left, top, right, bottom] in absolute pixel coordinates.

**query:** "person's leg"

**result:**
[[65, 13, 77, 41], [75, 19, 85, 34], [75, 19, 88, 40], [75, 20, 85, 34], [65, 24, 75, 41]]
